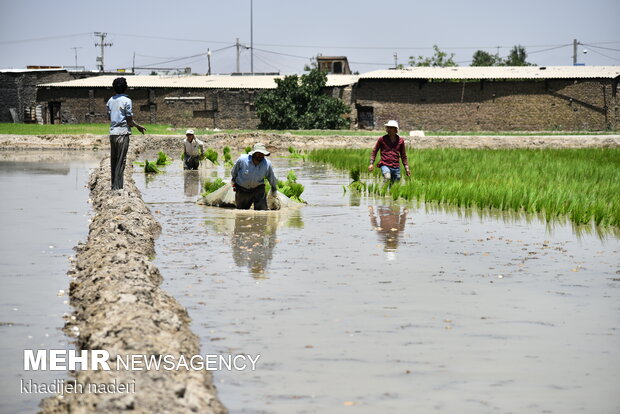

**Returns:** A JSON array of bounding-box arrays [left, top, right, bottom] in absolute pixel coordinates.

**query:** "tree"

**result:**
[[409, 45, 458, 67], [502, 45, 535, 66], [470, 50, 501, 66], [255, 69, 350, 130]]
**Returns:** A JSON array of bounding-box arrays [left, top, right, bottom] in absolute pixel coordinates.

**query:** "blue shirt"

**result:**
[[106, 94, 133, 135], [231, 155, 277, 190]]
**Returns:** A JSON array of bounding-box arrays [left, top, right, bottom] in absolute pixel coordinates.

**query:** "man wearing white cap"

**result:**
[[182, 129, 204, 170], [368, 120, 411, 184], [230, 143, 278, 210]]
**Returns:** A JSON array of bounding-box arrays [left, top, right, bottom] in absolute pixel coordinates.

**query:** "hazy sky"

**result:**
[[1, 0, 619, 74]]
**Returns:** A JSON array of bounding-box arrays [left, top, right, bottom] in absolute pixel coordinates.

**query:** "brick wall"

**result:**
[[355, 79, 617, 131], [0, 71, 72, 122], [36, 85, 352, 129]]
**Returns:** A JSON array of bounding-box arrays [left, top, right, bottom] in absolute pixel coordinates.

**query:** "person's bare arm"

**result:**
[[126, 116, 146, 134]]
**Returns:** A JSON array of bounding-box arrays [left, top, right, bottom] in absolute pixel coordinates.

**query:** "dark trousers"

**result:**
[[235, 184, 267, 210], [184, 154, 200, 170], [110, 135, 130, 190]]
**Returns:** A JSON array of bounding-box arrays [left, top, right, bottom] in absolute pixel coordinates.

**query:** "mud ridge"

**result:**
[[40, 143, 227, 414], [1, 132, 619, 152]]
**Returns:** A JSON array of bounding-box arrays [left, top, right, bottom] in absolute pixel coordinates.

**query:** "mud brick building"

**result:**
[[37, 74, 358, 129], [0, 68, 73, 123], [355, 66, 620, 131]]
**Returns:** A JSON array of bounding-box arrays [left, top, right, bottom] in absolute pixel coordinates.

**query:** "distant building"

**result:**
[[354, 66, 620, 131], [316, 56, 352, 75], [0, 68, 120, 123], [36, 74, 358, 128]]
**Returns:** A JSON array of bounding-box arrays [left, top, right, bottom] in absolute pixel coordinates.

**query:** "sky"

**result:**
[[1, 0, 619, 75]]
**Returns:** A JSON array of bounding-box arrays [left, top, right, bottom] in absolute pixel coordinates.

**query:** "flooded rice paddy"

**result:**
[[0, 151, 100, 414], [135, 155, 619, 413]]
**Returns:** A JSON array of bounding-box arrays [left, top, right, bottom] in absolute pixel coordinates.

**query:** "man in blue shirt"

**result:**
[[230, 143, 278, 210], [106, 77, 146, 190]]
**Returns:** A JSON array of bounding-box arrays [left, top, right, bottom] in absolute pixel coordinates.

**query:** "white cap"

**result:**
[[185, 129, 195, 135], [384, 120, 399, 129]]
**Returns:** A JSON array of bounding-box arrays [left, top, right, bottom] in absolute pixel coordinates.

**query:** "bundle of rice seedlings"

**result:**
[[156, 150, 173, 165], [244, 146, 252, 154], [144, 160, 160, 174], [201, 148, 219, 164], [202, 177, 226, 196], [223, 146, 233, 165]]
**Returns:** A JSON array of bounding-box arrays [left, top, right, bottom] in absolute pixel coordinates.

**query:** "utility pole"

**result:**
[[207, 49, 212, 75], [250, 0, 253, 74], [94, 32, 113, 72], [393, 52, 398, 68], [236, 38, 241, 73], [71, 46, 82, 70]]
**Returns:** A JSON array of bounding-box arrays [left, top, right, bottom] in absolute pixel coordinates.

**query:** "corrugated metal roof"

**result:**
[[38, 74, 359, 89], [1, 68, 68, 73], [360, 66, 620, 80]]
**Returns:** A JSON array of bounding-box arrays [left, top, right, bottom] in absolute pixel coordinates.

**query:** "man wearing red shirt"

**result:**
[[368, 120, 411, 184]]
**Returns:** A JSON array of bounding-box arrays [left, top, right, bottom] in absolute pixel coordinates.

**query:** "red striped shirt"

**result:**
[[370, 135, 409, 169]]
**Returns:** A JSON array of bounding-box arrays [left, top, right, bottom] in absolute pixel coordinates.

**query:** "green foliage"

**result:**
[[310, 148, 620, 227], [201, 148, 219, 164], [471, 50, 502, 67], [202, 177, 226, 195], [255, 69, 351, 130], [244, 146, 252, 154], [502, 45, 535, 66], [409, 45, 458, 67], [156, 150, 173, 165], [350, 167, 361, 182], [471, 45, 535, 67]]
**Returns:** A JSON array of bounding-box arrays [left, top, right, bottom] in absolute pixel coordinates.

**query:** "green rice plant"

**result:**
[[202, 177, 226, 196], [265, 170, 305, 202], [201, 148, 219, 164], [284, 146, 307, 159], [244, 146, 252, 154], [309, 147, 620, 227], [223, 146, 233, 165], [156, 150, 173, 165], [143, 159, 160, 174], [350, 167, 361, 182]]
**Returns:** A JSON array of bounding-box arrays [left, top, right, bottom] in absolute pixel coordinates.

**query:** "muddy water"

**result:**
[[135, 155, 619, 414], [0, 151, 100, 414]]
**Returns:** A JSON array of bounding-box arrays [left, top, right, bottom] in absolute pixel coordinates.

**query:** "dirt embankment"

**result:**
[[1, 133, 619, 153], [40, 143, 226, 414]]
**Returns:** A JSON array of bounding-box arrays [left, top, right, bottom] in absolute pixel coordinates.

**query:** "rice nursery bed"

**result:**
[[309, 148, 620, 227]]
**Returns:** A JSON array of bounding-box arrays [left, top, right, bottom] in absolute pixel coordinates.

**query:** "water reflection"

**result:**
[[369, 205, 408, 258], [231, 213, 279, 278], [183, 170, 201, 197]]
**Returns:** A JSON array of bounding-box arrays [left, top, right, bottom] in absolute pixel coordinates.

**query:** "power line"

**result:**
[[581, 43, 620, 52], [0, 33, 91, 45], [583, 48, 620, 62]]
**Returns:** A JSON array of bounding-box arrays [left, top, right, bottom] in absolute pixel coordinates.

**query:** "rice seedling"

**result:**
[[201, 148, 219, 164], [156, 150, 173, 165], [202, 177, 226, 196], [143, 160, 160, 174], [223, 146, 233, 166], [264, 170, 305, 203], [284, 146, 307, 159], [310, 148, 620, 227], [245, 146, 252, 154]]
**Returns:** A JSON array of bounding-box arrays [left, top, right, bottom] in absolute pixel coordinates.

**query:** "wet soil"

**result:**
[[135, 156, 619, 413], [1, 132, 619, 152], [34, 147, 226, 414]]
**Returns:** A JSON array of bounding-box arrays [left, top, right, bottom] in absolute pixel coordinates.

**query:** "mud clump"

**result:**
[[40, 146, 226, 414]]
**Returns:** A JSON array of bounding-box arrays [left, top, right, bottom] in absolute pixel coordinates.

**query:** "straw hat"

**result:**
[[249, 143, 270, 156]]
